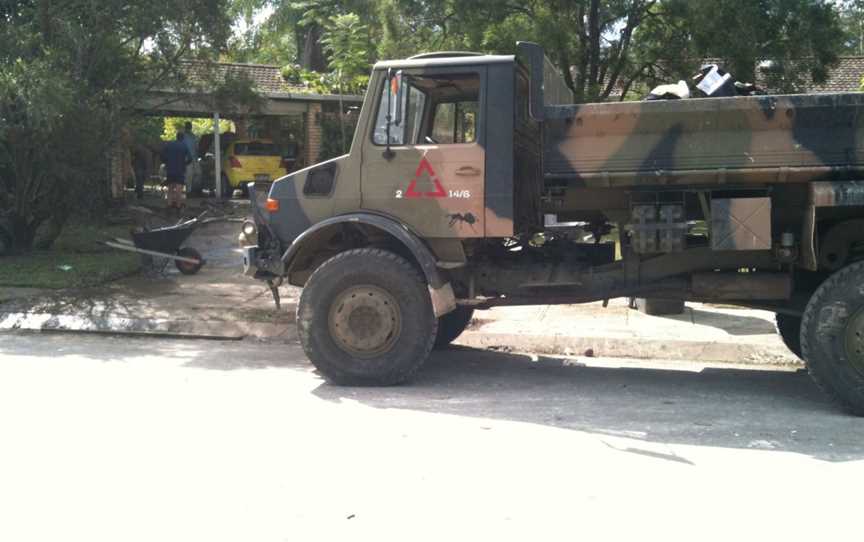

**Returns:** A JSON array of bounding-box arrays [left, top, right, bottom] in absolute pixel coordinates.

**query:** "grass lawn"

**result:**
[[0, 223, 141, 289]]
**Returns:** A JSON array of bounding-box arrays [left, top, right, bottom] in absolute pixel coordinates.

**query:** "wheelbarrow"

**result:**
[[105, 214, 208, 275]]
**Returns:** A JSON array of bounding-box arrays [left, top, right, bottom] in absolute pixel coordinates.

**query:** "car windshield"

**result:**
[[234, 142, 279, 156]]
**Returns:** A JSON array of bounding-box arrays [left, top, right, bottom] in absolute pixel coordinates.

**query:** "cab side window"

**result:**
[[431, 101, 478, 144]]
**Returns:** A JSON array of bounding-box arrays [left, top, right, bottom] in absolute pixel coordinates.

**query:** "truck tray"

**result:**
[[544, 92, 864, 187]]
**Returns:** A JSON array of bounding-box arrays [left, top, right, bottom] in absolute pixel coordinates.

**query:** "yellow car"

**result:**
[[221, 139, 285, 197]]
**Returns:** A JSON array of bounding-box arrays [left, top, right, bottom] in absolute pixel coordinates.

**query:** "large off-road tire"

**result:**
[[434, 306, 474, 348], [775, 313, 802, 359], [297, 248, 438, 385], [801, 261, 864, 415]]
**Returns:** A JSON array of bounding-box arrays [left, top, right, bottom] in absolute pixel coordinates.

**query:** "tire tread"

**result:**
[[297, 248, 437, 385]]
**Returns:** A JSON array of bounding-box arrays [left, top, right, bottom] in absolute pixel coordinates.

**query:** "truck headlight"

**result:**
[[242, 220, 257, 242]]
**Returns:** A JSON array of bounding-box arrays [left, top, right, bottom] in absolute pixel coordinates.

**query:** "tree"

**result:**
[[230, 0, 846, 102], [661, 0, 845, 94], [839, 0, 864, 55], [228, 0, 376, 70], [321, 13, 373, 153], [0, 0, 232, 251]]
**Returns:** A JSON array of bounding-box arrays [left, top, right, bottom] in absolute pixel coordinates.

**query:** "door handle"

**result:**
[[455, 166, 481, 176]]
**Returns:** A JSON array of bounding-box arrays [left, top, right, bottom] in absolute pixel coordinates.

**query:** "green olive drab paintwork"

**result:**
[[544, 93, 864, 188]]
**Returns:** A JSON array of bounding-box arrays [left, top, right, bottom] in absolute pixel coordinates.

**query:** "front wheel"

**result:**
[[434, 306, 474, 348], [297, 248, 438, 385], [801, 261, 864, 415]]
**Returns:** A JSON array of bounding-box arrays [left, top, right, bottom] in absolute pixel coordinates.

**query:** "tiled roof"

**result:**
[[809, 56, 864, 93], [180, 56, 862, 101], [179, 60, 307, 95]]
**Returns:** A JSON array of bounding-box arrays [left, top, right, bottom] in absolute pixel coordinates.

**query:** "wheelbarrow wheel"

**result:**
[[175, 247, 204, 275]]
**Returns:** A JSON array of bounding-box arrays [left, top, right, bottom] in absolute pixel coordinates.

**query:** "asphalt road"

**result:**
[[1, 332, 862, 541]]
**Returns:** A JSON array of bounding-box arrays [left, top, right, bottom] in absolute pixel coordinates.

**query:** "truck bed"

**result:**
[[544, 92, 864, 187]]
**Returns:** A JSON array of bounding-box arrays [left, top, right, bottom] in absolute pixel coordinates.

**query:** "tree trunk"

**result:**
[[8, 214, 40, 252], [34, 212, 67, 250], [300, 24, 327, 72]]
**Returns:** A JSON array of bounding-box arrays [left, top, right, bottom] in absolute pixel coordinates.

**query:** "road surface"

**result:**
[[1, 332, 862, 541]]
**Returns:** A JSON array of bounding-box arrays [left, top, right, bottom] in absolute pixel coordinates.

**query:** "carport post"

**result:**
[[214, 112, 222, 199]]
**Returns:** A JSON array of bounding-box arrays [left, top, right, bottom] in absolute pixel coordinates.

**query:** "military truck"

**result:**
[[242, 42, 864, 415]]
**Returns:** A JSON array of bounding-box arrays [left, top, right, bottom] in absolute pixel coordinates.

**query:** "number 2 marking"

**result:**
[[395, 190, 403, 199]]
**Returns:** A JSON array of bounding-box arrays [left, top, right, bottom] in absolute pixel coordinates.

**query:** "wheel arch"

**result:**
[[282, 212, 456, 316]]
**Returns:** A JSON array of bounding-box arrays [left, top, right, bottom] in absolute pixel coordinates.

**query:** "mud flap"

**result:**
[[429, 282, 456, 318]]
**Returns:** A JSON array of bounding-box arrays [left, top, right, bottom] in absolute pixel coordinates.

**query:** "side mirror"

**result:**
[[390, 70, 404, 126], [383, 69, 404, 160]]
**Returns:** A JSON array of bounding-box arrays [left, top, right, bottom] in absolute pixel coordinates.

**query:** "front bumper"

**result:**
[[242, 245, 259, 277], [243, 245, 285, 279]]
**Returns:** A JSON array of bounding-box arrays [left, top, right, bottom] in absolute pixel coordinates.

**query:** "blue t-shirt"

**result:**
[[161, 140, 190, 179]]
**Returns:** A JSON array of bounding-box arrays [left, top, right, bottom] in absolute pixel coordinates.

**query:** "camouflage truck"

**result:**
[[242, 42, 864, 415]]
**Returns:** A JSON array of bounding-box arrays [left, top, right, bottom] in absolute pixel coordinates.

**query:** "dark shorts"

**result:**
[[166, 174, 185, 186]]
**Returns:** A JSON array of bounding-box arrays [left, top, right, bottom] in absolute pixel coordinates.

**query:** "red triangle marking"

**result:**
[[405, 180, 422, 198], [425, 178, 446, 198], [404, 156, 445, 198], [415, 156, 437, 178]]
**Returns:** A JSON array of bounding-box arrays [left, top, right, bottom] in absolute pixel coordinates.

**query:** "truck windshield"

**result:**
[[372, 72, 480, 146], [372, 81, 426, 145]]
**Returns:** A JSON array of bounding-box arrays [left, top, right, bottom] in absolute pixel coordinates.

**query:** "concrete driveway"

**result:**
[[0, 332, 861, 541]]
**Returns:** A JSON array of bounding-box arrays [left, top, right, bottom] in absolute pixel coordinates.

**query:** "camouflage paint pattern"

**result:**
[[263, 49, 864, 262], [545, 92, 864, 188], [266, 59, 517, 248]]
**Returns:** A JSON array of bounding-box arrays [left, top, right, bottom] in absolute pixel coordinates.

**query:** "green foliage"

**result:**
[[319, 114, 359, 162], [839, 0, 864, 54], [659, 0, 845, 94], [0, 0, 232, 251], [0, 222, 141, 289], [281, 64, 340, 94], [162, 118, 235, 141], [234, 0, 850, 102], [321, 13, 373, 84]]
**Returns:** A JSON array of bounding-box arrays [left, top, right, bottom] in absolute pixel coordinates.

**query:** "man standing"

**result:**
[[161, 132, 191, 209], [182, 121, 200, 195]]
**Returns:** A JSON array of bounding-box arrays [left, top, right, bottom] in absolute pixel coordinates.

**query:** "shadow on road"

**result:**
[[311, 346, 863, 462], [2, 332, 859, 462], [661, 307, 778, 336]]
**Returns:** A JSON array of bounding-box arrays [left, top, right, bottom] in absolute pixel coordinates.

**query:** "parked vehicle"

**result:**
[[242, 42, 864, 415], [216, 139, 284, 198]]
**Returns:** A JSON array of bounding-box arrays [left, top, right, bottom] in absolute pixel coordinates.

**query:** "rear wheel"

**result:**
[[775, 313, 802, 359], [297, 248, 437, 385], [434, 306, 474, 348], [801, 261, 864, 415]]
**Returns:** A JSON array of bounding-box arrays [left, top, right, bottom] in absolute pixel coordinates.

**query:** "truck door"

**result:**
[[361, 67, 487, 238]]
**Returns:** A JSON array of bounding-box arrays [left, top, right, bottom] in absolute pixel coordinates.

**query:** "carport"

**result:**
[[128, 60, 363, 198]]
